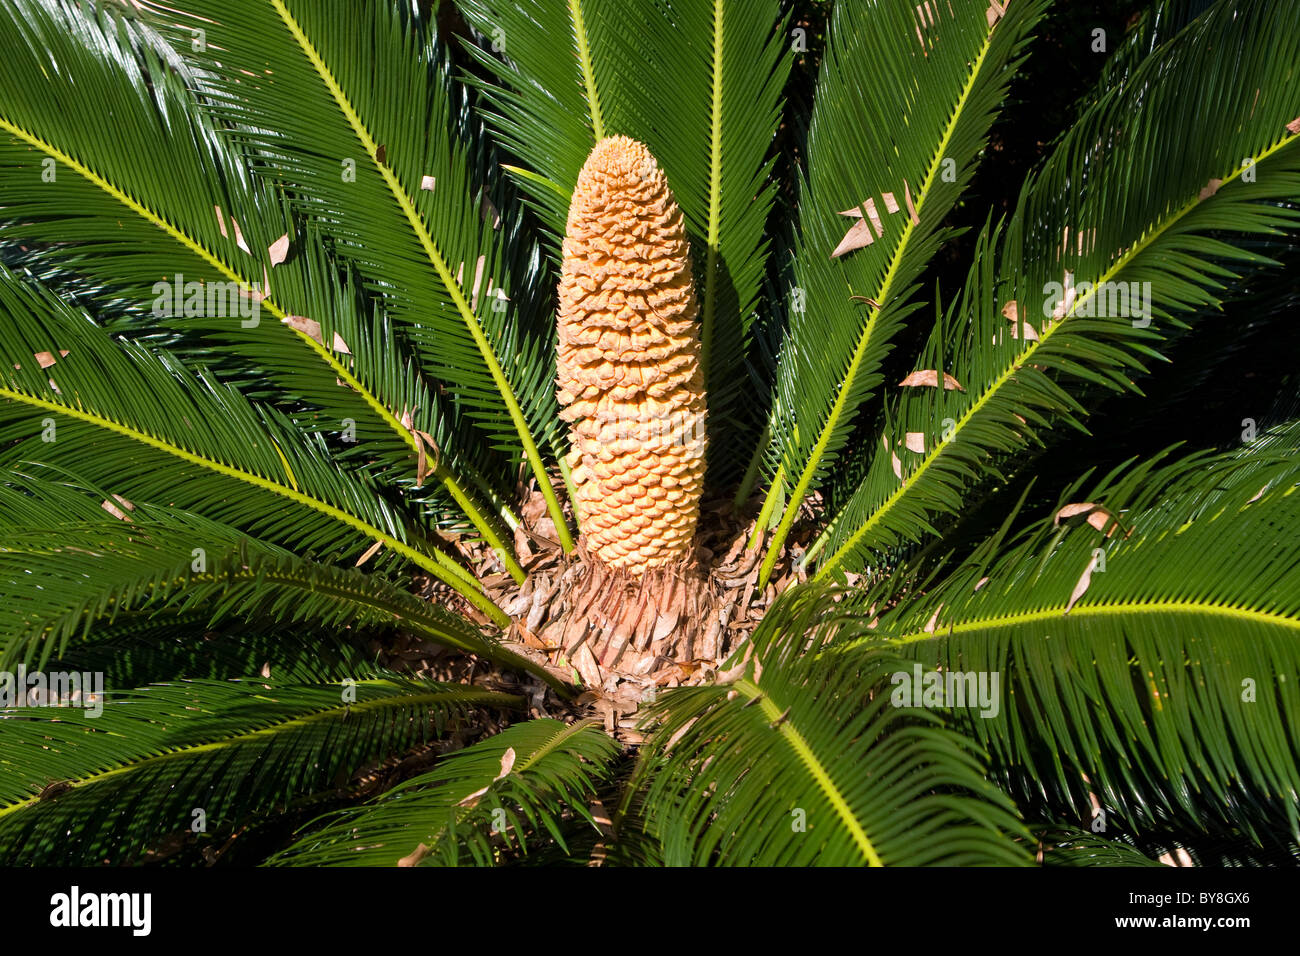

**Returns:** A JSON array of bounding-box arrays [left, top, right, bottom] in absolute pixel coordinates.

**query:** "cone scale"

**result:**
[[557, 136, 707, 575]]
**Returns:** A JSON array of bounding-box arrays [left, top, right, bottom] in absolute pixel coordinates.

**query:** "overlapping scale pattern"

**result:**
[[557, 137, 707, 574]]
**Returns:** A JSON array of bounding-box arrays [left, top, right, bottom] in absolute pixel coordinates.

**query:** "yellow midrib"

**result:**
[[568, 0, 606, 141], [816, 130, 1300, 578], [0, 384, 498, 620], [700, 0, 725, 386], [844, 596, 1300, 652], [735, 678, 881, 865], [760, 15, 1003, 585], [0, 685, 519, 820], [268, 0, 574, 552]]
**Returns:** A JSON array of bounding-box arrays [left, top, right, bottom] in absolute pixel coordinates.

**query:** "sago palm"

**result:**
[[1, 0, 1298, 866]]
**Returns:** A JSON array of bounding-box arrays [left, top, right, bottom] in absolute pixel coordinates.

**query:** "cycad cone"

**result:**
[[557, 136, 707, 575]]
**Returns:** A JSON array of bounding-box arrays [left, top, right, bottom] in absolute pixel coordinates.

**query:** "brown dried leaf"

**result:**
[[1198, 178, 1223, 200], [923, 603, 943, 634], [214, 205, 228, 238], [903, 179, 920, 225], [881, 191, 900, 214], [1054, 502, 1099, 524], [905, 431, 925, 453], [230, 217, 250, 255], [282, 315, 324, 345], [1064, 553, 1100, 614], [1288, 117, 1300, 136], [986, 0, 1006, 28], [101, 494, 135, 522], [832, 218, 874, 257], [268, 233, 290, 267], [899, 369, 964, 391], [497, 747, 516, 779], [420, 175, 437, 191], [397, 843, 430, 867], [33, 350, 68, 369], [355, 540, 383, 567], [891, 450, 902, 479]]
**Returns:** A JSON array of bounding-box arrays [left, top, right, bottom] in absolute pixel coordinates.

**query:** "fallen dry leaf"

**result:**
[[905, 431, 926, 453], [268, 233, 290, 267], [1199, 178, 1222, 200], [101, 494, 135, 522], [230, 217, 250, 255], [1287, 117, 1300, 135], [899, 369, 964, 391], [1064, 552, 1100, 614], [420, 175, 436, 191], [355, 540, 383, 567], [891, 450, 902, 479], [903, 178, 920, 225], [1054, 502, 1100, 524], [922, 603, 943, 634], [397, 844, 430, 867], [832, 218, 875, 257]]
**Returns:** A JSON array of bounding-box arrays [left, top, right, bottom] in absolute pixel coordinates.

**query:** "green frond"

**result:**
[[834, 429, 1300, 846], [0, 488, 564, 689], [453, 0, 608, 240], [816, 0, 1300, 576], [632, 586, 1031, 866], [0, 265, 508, 623], [133, 0, 573, 547], [0, 0, 523, 573], [271, 718, 619, 866], [0, 677, 520, 865], [1031, 828, 1166, 867], [757, 0, 1049, 584]]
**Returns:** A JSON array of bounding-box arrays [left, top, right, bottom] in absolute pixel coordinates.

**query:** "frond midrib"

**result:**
[[567, 0, 606, 140], [817, 128, 1300, 576], [267, 0, 574, 551], [733, 678, 881, 865], [0, 383, 504, 623], [0, 684, 522, 820], [850, 596, 1300, 653], [759, 13, 1005, 586]]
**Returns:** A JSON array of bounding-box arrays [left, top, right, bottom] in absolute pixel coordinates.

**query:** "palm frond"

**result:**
[[631, 585, 1030, 866], [0, 486, 562, 689], [816, 0, 1300, 575], [0, 0, 527, 573], [755, 0, 1049, 584], [0, 265, 506, 623], [0, 677, 519, 865], [134, 0, 573, 547], [271, 718, 619, 866], [833, 426, 1300, 847]]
